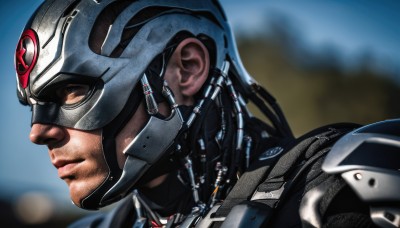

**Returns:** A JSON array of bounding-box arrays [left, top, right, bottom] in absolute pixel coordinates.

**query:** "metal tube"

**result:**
[[186, 60, 230, 127], [141, 73, 158, 115], [161, 81, 178, 109], [184, 155, 200, 204], [244, 136, 252, 168], [226, 77, 244, 151]]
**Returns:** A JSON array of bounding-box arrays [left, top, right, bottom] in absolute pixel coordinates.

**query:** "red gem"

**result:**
[[15, 29, 39, 89]]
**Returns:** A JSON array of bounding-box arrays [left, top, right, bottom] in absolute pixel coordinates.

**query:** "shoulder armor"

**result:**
[[322, 119, 400, 228]]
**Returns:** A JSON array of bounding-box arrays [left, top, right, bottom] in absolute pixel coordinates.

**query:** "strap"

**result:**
[[266, 123, 356, 180], [214, 155, 280, 217], [256, 124, 355, 205], [215, 123, 359, 219]]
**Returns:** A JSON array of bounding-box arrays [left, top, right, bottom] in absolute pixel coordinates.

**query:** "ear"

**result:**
[[164, 38, 210, 105]]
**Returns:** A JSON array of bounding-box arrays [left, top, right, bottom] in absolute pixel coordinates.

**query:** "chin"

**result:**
[[68, 175, 106, 208], [70, 194, 82, 207], [69, 181, 90, 207]]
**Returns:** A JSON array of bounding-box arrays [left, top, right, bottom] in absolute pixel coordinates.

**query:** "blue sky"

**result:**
[[0, 0, 399, 209]]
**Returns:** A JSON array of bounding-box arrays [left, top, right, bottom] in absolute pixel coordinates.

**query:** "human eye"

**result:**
[[56, 84, 90, 105]]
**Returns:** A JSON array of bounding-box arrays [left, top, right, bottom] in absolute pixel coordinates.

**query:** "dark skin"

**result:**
[[29, 38, 210, 207]]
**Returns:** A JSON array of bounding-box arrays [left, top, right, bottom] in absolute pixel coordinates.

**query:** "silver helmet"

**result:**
[[16, 0, 292, 210]]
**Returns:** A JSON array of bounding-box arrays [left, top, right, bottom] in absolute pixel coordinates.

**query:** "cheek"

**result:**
[[67, 129, 109, 206], [70, 130, 105, 165], [85, 134, 105, 164]]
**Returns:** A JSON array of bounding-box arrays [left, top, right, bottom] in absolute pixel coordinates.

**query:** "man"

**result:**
[[15, 0, 398, 227]]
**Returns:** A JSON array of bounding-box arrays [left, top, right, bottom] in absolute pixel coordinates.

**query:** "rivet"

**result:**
[[354, 173, 362, 180]]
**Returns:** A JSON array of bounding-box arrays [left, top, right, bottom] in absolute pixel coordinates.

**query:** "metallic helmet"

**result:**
[[16, 0, 292, 210], [323, 119, 400, 228]]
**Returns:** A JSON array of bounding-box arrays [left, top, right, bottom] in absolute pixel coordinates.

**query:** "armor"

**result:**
[[323, 119, 400, 228]]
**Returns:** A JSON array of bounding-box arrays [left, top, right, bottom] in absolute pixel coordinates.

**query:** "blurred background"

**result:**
[[0, 0, 399, 227]]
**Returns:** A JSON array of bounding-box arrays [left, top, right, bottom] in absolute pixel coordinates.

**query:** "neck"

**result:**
[[138, 171, 193, 217]]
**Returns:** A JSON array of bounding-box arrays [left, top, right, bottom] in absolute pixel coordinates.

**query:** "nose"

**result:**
[[30, 123, 65, 146]]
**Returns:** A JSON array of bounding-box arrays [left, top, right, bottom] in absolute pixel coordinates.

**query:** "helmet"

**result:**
[[16, 0, 293, 210], [323, 119, 400, 228]]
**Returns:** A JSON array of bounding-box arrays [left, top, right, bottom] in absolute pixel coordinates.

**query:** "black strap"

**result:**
[[257, 124, 356, 208], [214, 160, 275, 217], [215, 123, 360, 219]]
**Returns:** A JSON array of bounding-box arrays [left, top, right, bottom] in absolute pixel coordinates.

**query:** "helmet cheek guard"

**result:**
[[101, 85, 184, 205], [323, 119, 400, 227]]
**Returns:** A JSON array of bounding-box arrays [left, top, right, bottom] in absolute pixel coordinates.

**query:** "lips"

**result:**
[[53, 159, 83, 179]]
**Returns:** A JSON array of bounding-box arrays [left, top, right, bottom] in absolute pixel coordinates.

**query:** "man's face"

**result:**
[[29, 84, 150, 206], [30, 124, 108, 207], [28, 84, 109, 206]]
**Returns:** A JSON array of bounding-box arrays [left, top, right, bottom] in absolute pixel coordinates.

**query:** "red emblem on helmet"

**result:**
[[15, 29, 39, 89]]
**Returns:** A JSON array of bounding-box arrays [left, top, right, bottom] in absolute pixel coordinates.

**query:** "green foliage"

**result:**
[[237, 37, 400, 136]]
